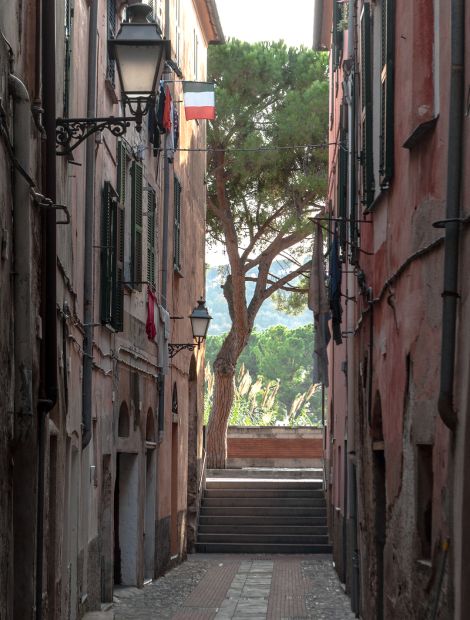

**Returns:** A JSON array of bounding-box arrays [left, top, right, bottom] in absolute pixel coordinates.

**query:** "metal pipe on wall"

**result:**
[[438, 0, 464, 433], [82, 0, 99, 449]]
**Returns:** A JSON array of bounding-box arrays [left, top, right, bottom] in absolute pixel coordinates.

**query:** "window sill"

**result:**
[[402, 116, 439, 150]]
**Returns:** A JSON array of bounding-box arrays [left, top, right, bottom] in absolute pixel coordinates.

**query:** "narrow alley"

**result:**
[[105, 554, 355, 619]]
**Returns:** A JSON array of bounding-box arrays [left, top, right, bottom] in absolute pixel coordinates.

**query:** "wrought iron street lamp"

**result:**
[[56, 2, 170, 156], [168, 299, 212, 358]]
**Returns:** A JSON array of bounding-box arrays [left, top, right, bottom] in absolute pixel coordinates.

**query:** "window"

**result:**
[[360, 3, 374, 209], [175, 0, 181, 66], [193, 30, 199, 80], [379, 0, 395, 189], [147, 0, 163, 30], [131, 161, 144, 290], [173, 176, 182, 272], [332, 0, 344, 71], [147, 189, 157, 288], [337, 106, 348, 255], [107, 0, 117, 86], [100, 181, 124, 331]]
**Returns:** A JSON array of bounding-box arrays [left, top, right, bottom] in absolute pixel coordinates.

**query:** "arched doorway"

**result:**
[[186, 356, 198, 550], [114, 402, 139, 586]]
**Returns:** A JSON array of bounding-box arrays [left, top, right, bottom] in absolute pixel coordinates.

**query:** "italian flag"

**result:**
[[182, 82, 215, 121]]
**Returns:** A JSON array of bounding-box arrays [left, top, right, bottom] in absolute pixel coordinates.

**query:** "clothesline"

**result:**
[[157, 142, 335, 153]]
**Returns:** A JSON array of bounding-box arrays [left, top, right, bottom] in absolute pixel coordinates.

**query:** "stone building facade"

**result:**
[[314, 1, 470, 618], [0, 1, 222, 618]]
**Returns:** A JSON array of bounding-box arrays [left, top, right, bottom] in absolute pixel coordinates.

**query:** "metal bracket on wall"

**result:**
[[168, 343, 198, 358], [56, 117, 131, 156]]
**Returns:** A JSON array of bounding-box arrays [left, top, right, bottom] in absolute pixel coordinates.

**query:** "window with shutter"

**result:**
[[379, 0, 395, 188], [147, 189, 157, 288], [100, 182, 124, 331], [101, 182, 114, 324], [107, 0, 116, 86], [360, 3, 374, 209], [173, 176, 182, 273], [112, 199, 125, 331], [131, 161, 144, 290]]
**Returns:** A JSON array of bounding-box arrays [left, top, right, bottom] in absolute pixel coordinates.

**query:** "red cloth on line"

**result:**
[[163, 86, 172, 133], [146, 287, 157, 340]]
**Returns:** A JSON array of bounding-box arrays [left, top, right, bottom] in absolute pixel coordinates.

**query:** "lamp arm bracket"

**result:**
[[56, 116, 131, 156], [168, 342, 199, 359]]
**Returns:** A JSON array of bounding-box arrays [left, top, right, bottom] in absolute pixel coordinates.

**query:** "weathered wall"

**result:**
[[324, 0, 469, 618]]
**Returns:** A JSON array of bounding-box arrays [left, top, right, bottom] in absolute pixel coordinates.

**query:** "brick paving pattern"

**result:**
[[113, 554, 356, 620]]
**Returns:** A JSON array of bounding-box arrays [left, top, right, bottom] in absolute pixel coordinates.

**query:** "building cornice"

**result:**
[[192, 0, 225, 45]]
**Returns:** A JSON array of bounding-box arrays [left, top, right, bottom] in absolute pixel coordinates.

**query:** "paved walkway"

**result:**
[[111, 554, 356, 620]]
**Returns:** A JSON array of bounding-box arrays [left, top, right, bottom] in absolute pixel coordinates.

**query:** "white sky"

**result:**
[[214, 0, 314, 48], [207, 1, 314, 266]]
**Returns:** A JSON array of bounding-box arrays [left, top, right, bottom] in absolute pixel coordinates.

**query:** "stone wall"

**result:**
[[226, 426, 323, 468]]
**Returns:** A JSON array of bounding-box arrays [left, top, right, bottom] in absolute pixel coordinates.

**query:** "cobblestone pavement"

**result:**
[[112, 554, 356, 620]]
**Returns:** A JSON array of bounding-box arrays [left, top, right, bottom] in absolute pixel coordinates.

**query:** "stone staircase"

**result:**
[[195, 469, 331, 554]]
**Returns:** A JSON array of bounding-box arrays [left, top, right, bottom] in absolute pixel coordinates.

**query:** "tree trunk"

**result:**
[[206, 363, 235, 468], [206, 328, 248, 468]]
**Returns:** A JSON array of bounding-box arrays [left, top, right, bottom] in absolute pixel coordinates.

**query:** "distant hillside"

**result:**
[[206, 267, 312, 335]]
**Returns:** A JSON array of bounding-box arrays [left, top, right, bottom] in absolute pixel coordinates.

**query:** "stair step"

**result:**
[[194, 542, 333, 554], [198, 524, 328, 535], [207, 468, 323, 479], [200, 506, 326, 517], [197, 533, 330, 544], [199, 515, 327, 526], [205, 488, 324, 499], [206, 480, 322, 490], [202, 497, 326, 508]]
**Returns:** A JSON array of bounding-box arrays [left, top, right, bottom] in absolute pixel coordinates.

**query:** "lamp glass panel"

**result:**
[[190, 316, 209, 339], [114, 44, 163, 95]]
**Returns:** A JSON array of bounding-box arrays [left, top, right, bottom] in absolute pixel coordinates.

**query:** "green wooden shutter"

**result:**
[[117, 139, 127, 204], [360, 3, 374, 208], [100, 182, 114, 324], [173, 176, 182, 272], [131, 161, 143, 290], [147, 189, 157, 287], [380, 0, 395, 188], [111, 198, 124, 331]]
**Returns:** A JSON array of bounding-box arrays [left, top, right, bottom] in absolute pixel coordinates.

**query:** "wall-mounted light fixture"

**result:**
[[168, 299, 212, 358], [56, 2, 170, 155]]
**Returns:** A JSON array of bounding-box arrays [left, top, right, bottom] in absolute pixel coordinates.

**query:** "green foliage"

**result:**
[[207, 40, 329, 255], [205, 325, 323, 427]]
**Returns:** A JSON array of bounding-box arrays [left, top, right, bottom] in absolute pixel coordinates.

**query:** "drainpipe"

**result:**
[[158, 0, 171, 438], [313, 0, 324, 50], [437, 0, 464, 433], [9, 75, 34, 417], [82, 0, 99, 449]]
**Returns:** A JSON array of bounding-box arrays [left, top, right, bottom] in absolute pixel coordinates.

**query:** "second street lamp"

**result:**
[[56, 2, 170, 156], [168, 299, 212, 358]]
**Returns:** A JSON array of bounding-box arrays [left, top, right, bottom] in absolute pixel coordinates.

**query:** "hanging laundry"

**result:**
[[329, 229, 343, 345], [157, 304, 170, 374], [166, 98, 175, 163], [163, 85, 172, 132], [156, 83, 166, 133], [146, 287, 157, 340], [173, 104, 180, 151]]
